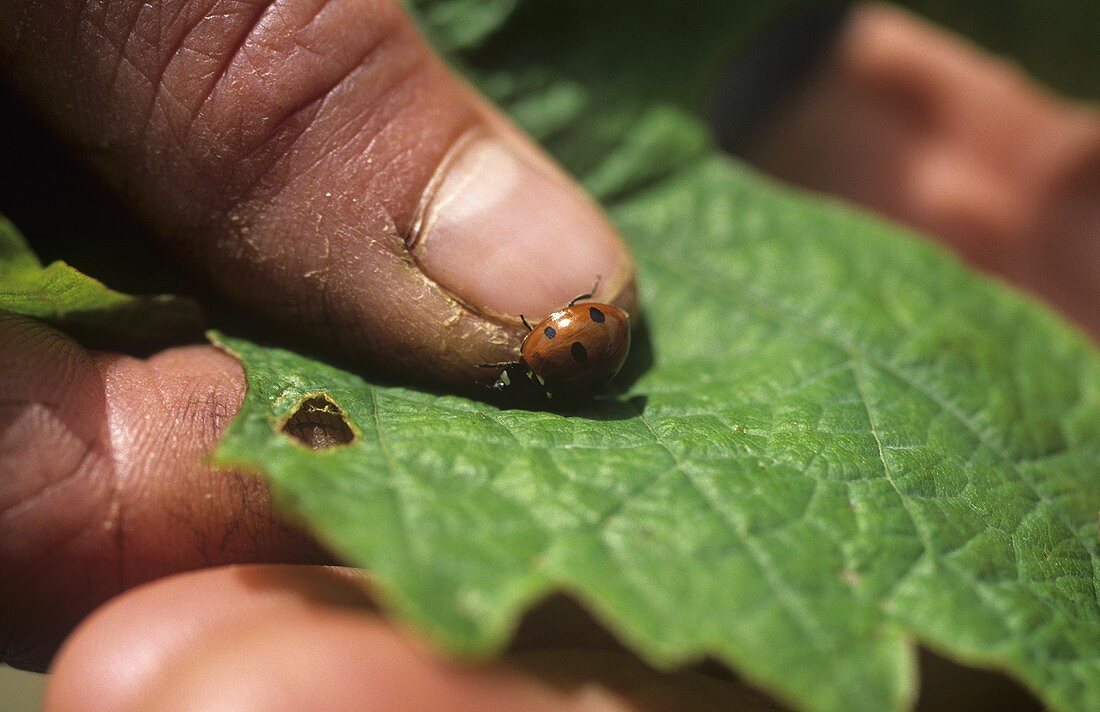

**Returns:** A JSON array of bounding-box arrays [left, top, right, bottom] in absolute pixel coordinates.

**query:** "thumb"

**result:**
[[0, 0, 635, 385]]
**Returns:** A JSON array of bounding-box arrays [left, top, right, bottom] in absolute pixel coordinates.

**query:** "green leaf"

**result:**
[[214, 153, 1100, 712], [0, 215, 202, 346], [208, 3, 1100, 711]]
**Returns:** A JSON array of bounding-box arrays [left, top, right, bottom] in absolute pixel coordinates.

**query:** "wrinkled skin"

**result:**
[[0, 2, 1096, 710]]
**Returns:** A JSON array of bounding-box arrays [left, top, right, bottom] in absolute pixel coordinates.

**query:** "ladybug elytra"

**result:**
[[482, 278, 631, 399]]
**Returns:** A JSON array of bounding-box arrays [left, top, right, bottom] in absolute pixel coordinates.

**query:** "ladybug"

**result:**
[[482, 278, 631, 399]]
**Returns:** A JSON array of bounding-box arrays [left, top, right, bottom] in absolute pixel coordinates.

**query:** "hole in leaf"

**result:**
[[280, 394, 356, 449]]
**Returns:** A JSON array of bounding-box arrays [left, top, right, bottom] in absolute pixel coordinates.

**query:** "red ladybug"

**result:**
[[482, 279, 631, 399]]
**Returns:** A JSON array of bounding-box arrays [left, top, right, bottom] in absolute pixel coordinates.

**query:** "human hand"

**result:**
[[0, 0, 635, 694]]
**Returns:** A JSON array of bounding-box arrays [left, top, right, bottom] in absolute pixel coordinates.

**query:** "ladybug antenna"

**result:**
[[568, 275, 601, 307]]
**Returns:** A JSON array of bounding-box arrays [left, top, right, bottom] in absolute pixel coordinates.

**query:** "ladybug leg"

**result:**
[[524, 369, 554, 400], [478, 361, 521, 369], [478, 361, 521, 392], [567, 275, 602, 307], [520, 314, 533, 332]]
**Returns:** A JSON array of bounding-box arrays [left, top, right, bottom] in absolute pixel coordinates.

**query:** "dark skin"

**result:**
[[1, 2, 1098, 710]]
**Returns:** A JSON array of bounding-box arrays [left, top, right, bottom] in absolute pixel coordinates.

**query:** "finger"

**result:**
[[46, 565, 765, 712], [44, 565, 372, 712], [744, 4, 1100, 336], [0, 314, 326, 671], [0, 0, 636, 386]]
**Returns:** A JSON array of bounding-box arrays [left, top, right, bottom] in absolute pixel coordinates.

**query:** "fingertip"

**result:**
[[44, 566, 371, 712], [130, 611, 565, 712], [409, 127, 636, 323]]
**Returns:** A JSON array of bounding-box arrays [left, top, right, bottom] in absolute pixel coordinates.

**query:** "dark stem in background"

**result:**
[[709, 6, 850, 157]]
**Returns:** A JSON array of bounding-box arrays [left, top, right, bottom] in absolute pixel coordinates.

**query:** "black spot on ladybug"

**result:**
[[543, 325, 557, 339], [589, 306, 605, 323], [570, 341, 588, 363]]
